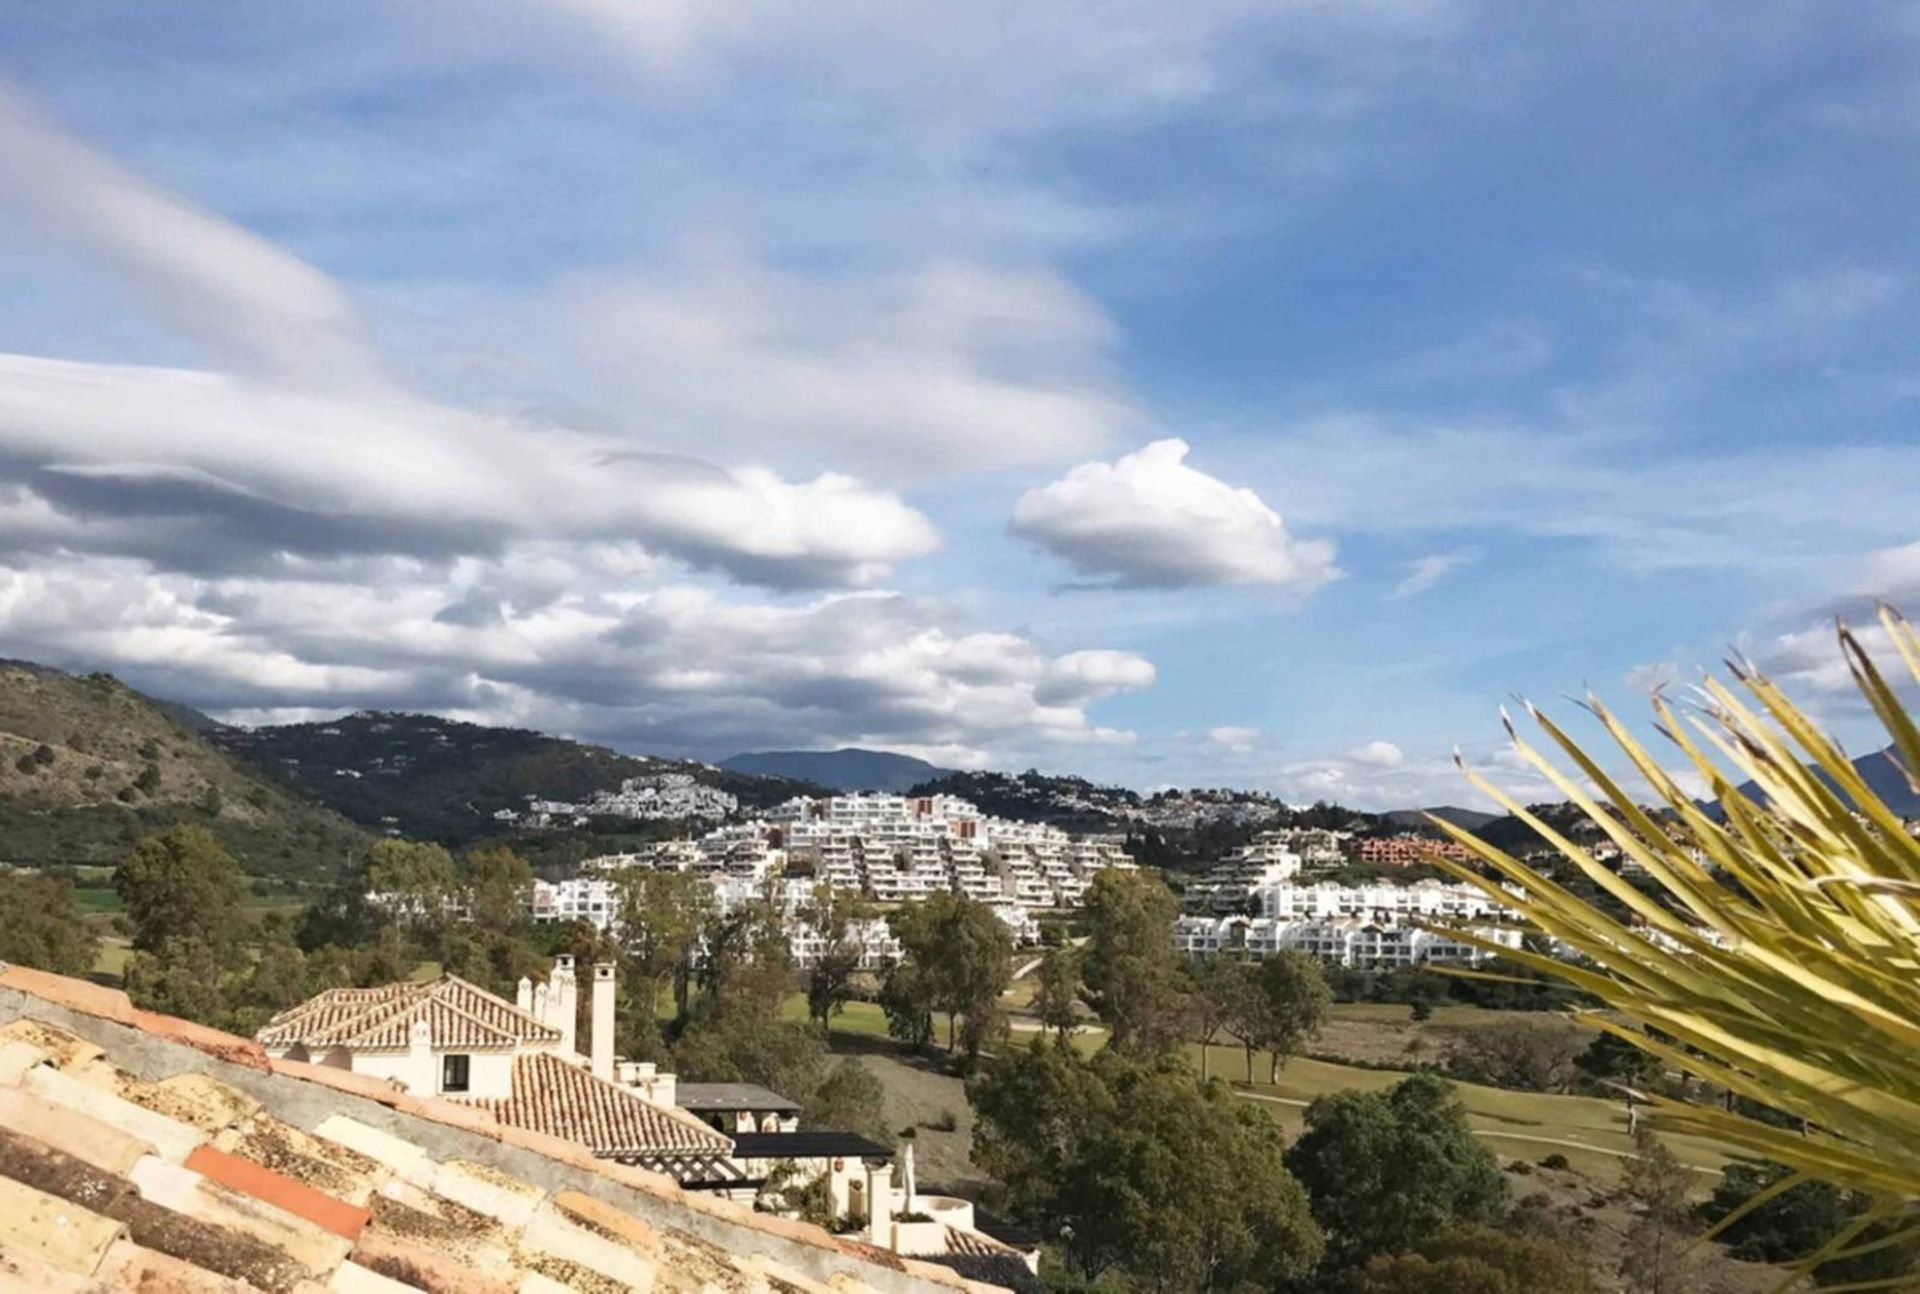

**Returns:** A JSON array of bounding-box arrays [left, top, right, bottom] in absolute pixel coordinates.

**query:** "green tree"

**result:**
[[1080, 870, 1187, 1055], [1452, 1018, 1585, 1093], [879, 958, 936, 1049], [889, 893, 1011, 1061], [970, 1043, 1321, 1289], [1226, 949, 1330, 1083], [1620, 1127, 1697, 1294], [801, 883, 868, 1035], [803, 1058, 892, 1147], [614, 867, 714, 1024], [1032, 945, 1083, 1043], [1285, 1072, 1508, 1272], [114, 825, 245, 954], [1184, 956, 1243, 1082], [124, 937, 235, 1025], [698, 894, 795, 1020], [0, 870, 100, 976], [1574, 1028, 1663, 1090], [1354, 1229, 1600, 1294], [459, 845, 534, 935], [1705, 1160, 1920, 1287], [1352, 1253, 1513, 1294], [363, 838, 458, 928]]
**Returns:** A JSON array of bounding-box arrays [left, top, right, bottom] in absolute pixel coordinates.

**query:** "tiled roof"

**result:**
[[258, 974, 562, 1051], [946, 1227, 1020, 1258], [470, 1051, 733, 1159], [676, 1081, 803, 1112], [0, 962, 1009, 1294]]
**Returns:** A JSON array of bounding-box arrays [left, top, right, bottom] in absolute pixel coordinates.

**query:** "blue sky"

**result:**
[[0, 1, 1916, 808]]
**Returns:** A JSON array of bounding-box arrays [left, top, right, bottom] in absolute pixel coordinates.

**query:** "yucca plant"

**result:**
[[1422, 606, 1920, 1290]]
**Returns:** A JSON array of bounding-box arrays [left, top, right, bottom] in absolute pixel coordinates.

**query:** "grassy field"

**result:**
[[72, 886, 124, 912], [788, 989, 1741, 1190]]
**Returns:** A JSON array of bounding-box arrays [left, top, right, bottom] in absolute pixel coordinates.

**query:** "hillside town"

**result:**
[[496, 771, 741, 829], [524, 796, 1531, 975]]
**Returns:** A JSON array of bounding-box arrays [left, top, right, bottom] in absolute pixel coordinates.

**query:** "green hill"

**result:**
[[213, 711, 827, 847], [0, 662, 371, 880], [722, 747, 952, 792]]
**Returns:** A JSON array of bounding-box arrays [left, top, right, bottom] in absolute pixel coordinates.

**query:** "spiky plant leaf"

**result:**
[[1424, 607, 1920, 1275]]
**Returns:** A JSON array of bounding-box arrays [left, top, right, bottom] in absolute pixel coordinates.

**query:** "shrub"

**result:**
[[1539, 1153, 1570, 1171]]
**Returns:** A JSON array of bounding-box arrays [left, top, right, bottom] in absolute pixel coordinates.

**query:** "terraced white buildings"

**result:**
[[534, 792, 1134, 957], [1173, 913, 1524, 967]]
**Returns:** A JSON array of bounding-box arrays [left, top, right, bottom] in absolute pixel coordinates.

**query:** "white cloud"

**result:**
[[0, 554, 1155, 765], [1273, 736, 1707, 814], [0, 352, 938, 589], [1390, 547, 1479, 599], [0, 84, 951, 592], [0, 85, 379, 390], [1345, 739, 1404, 767], [1011, 438, 1339, 593], [1243, 412, 1920, 577], [1208, 725, 1260, 753], [541, 248, 1136, 481]]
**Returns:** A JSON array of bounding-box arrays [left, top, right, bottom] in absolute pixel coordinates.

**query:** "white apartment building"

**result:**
[[1253, 878, 1502, 923], [1173, 912, 1524, 967], [573, 792, 1133, 928]]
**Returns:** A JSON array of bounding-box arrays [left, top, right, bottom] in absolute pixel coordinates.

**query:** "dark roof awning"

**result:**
[[731, 1131, 893, 1160]]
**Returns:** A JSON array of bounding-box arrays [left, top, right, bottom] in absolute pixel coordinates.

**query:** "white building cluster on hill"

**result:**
[[531, 792, 1138, 962], [1176, 829, 1523, 968], [1173, 913, 1523, 967], [494, 771, 739, 829]]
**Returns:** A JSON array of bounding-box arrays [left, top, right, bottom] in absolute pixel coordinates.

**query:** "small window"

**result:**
[[441, 1054, 470, 1093]]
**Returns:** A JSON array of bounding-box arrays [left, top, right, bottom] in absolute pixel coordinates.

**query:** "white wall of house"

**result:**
[[263, 1043, 517, 1099]]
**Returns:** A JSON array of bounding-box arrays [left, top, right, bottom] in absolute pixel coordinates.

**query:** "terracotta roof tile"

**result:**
[[0, 966, 1007, 1294], [259, 977, 560, 1052], [467, 1052, 733, 1159], [185, 1144, 371, 1240]]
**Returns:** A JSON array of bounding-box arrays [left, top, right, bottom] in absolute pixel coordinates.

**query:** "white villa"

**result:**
[[257, 956, 738, 1180], [256, 956, 1038, 1272]]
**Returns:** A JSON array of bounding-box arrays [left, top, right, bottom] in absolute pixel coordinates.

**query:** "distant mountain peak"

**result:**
[[719, 748, 951, 793]]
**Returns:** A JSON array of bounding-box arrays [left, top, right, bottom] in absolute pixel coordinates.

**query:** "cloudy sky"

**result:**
[[1, 1, 1917, 809]]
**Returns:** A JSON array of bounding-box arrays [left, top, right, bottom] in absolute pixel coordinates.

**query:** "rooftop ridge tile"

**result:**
[[0, 965, 1007, 1294]]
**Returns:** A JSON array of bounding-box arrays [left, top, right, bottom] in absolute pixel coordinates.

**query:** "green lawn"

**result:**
[[72, 887, 124, 913], [782, 994, 894, 1040]]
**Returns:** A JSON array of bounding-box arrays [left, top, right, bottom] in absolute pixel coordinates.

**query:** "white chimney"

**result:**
[[591, 962, 616, 1082], [545, 952, 572, 1052], [515, 976, 533, 1014]]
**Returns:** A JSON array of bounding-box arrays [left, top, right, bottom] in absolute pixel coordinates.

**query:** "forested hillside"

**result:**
[[0, 662, 369, 877], [215, 711, 825, 846]]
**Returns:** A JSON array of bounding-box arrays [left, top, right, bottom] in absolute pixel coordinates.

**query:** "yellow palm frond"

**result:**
[[1425, 607, 1920, 1215]]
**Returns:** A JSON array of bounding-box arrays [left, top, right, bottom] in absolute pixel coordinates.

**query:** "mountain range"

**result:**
[[211, 713, 826, 847], [720, 748, 953, 793], [1725, 743, 1918, 817], [13, 656, 1906, 884]]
